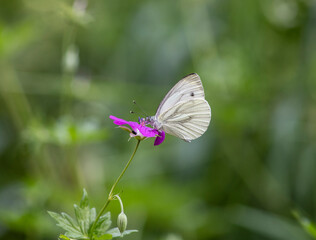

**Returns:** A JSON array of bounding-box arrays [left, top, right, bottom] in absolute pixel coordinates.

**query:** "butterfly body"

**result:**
[[141, 73, 211, 142]]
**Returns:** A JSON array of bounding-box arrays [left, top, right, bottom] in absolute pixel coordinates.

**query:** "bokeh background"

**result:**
[[1, 0, 316, 239]]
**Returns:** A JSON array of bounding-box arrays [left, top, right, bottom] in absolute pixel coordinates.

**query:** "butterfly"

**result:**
[[142, 73, 211, 142]]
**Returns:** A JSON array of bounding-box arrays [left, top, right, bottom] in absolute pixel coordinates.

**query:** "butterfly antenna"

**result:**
[[133, 100, 149, 117], [129, 100, 137, 114]]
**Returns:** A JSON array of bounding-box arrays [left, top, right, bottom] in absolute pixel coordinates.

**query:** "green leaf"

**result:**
[[72, 189, 93, 234], [49, 190, 116, 240], [106, 227, 138, 238], [61, 212, 79, 230], [74, 204, 90, 234], [92, 212, 112, 236], [48, 211, 64, 223], [48, 211, 83, 239], [80, 189, 89, 208], [90, 207, 96, 225], [48, 211, 80, 233]]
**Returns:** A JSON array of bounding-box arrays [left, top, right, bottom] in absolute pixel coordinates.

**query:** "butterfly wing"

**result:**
[[157, 99, 211, 142], [155, 73, 205, 117]]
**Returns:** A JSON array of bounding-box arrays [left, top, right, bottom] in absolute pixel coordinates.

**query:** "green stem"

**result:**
[[90, 140, 141, 235]]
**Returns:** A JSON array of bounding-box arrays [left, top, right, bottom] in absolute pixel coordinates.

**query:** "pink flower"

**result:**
[[109, 115, 165, 146]]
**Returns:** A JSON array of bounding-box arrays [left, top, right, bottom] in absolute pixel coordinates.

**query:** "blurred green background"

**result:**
[[1, 0, 316, 239]]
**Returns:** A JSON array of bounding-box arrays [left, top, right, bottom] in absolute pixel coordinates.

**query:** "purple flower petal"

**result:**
[[110, 115, 129, 125], [138, 125, 159, 138], [109, 115, 162, 142], [154, 131, 165, 146], [126, 122, 142, 133]]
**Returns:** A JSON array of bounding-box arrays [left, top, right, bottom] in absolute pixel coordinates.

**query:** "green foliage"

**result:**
[[24, 117, 108, 146], [107, 228, 138, 238], [92, 213, 111, 237], [48, 211, 84, 239], [48, 189, 137, 240], [293, 211, 316, 238]]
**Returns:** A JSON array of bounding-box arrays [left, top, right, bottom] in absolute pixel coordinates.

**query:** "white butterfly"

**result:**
[[144, 73, 211, 142]]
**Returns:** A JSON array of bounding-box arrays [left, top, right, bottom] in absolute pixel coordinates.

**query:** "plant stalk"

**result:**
[[90, 140, 141, 235]]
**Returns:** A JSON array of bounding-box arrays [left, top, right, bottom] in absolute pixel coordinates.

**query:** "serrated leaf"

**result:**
[[61, 212, 79, 230], [48, 211, 84, 239], [48, 211, 64, 223], [90, 207, 96, 225], [74, 204, 84, 232], [80, 189, 89, 208], [74, 204, 90, 234], [122, 230, 138, 236], [92, 212, 112, 236], [48, 211, 83, 237], [106, 227, 138, 238]]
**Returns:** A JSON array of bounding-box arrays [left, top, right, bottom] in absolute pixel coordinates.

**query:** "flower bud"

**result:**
[[117, 212, 128, 233]]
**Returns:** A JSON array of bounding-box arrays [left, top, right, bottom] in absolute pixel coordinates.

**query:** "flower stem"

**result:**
[[114, 195, 124, 213], [90, 140, 141, 234]]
